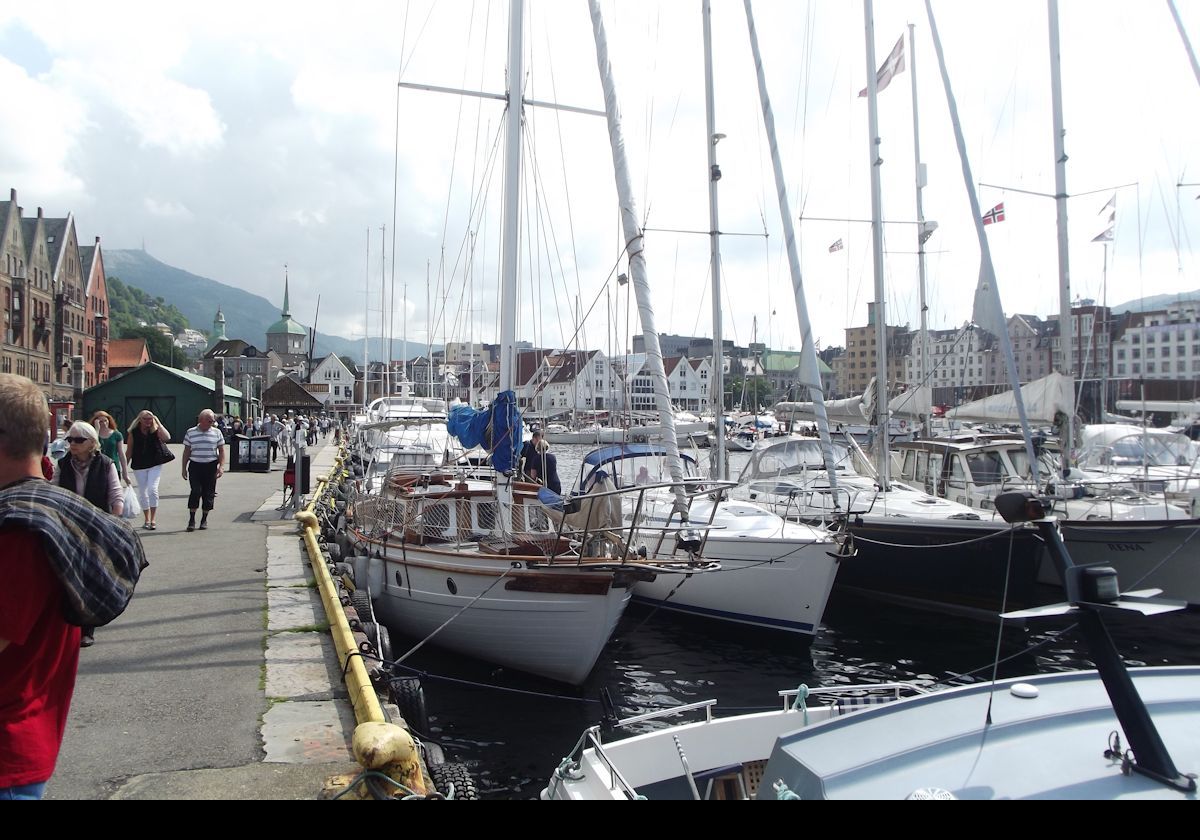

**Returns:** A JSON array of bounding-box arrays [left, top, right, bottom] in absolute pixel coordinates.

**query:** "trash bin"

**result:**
[[229, 434, 249, 472], [284, 454, 311, 494]]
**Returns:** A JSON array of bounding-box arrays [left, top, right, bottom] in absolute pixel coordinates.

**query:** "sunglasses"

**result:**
[[66, 436, 90, 444]]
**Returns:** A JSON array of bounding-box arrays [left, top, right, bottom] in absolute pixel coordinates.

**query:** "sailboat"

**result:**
[[587, 0, 843, 637], [346, 0, 713, 685]]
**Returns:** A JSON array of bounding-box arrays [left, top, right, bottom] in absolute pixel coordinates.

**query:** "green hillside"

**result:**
[[104, 249, 395, 360]]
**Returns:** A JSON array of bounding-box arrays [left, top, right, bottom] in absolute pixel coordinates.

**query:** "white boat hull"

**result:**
[[632, 535, 838, 634], [368, 545, 632, 684]]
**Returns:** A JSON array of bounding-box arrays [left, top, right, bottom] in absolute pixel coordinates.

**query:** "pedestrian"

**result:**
[[126, 410, 174, 531], [52, 421, 125, 649], [261, 414, 280, 462], [0, 374, 147, 800], [90, 411, 131, 485], [519, 428, 545, 483], [182, 409, 225, 532]]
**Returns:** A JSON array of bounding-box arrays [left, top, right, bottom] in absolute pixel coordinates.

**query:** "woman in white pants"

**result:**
[[126, 410, 173, 530]]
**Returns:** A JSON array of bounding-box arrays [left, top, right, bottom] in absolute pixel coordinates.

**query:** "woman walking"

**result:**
[[53, 420, 124, 648], [90, 411, 131, 485], [126, 410, 173, 531]]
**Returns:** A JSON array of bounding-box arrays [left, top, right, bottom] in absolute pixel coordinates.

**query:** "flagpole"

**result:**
[[1049, 0, 1075, 472]]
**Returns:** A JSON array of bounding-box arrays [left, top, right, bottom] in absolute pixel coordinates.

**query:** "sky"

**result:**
[[3, 1, 1199, 360]]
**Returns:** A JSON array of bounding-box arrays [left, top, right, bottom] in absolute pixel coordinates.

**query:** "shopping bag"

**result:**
[[123, 484, 142, 519]]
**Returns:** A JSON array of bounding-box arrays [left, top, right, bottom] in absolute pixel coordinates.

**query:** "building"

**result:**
[[840, 308, 909, 398], [311, 353, 357, 417], [107, 338, 151, 377], [1111, 300, 1200, 381], [199, 339, 281, 411], [266, 276, 309, 377], [82, 362, 243, 442], [80, 238, 112, 388], [2, 189, 110, 414]]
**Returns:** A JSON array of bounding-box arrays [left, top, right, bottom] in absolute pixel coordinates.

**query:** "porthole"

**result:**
[[446, 577, 458, 595], [394, 571, 404, 587]]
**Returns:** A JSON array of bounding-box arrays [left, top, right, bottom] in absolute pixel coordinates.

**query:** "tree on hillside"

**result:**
[[120, 325, 184, 369], [107, 275, 189, 337]]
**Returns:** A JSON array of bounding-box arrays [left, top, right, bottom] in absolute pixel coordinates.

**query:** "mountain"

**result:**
[[104, 249, 420, 362], [1108, 290, 1200, 315]]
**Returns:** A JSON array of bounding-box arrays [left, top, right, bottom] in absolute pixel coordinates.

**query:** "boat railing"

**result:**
[[551, 681, 930, 800]]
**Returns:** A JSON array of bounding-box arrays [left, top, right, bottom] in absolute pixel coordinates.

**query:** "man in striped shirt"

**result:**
[[182, 409, 225, 532]]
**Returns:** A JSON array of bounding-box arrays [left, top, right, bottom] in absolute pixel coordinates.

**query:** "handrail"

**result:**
[[296, 447, 385, 726]]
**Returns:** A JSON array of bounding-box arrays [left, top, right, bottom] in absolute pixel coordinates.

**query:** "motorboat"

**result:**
[[732, 434, 1046, 617]]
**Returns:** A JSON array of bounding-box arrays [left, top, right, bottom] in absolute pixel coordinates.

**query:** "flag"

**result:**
[[829, 238, 844, 253], [1091, 225, 1114, 243], [1098, 194, 1116, 215], [981, 202, 1005, 225], [858, 36, 905, 97]]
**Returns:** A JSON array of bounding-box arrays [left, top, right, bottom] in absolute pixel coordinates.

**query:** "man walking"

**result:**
[[182, 409, 225, 532], [0, 374, 147, 799]]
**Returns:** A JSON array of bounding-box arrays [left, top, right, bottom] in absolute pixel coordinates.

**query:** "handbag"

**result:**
[[122, 484, 142, 519], [157, 437, 176, 465]]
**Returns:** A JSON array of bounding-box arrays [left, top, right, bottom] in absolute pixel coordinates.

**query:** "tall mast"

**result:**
[[703, 0, 727, 479], [1049, 0, 1074, 472], [864, 0, 891, 489], [909, 22, 932, 438], [743, 0, 840, 493], [363, 228, 370, 408], [494, 0, 524, 526], [589, 0, 688, 516]]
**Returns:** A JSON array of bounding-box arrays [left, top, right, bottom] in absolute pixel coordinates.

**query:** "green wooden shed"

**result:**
[[82, 363, 245, 443]]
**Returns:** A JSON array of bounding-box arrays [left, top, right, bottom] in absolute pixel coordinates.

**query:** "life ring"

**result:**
[[899, 419, 908, 430]]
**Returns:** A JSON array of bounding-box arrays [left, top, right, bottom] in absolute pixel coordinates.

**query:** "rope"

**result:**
[[790, 684, 810, 725], [847, 523, 1023, 550], [392, 564, 518, 668], [332, 769, 427, 801]]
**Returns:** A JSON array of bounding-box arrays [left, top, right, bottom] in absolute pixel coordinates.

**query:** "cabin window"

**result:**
[[965, 452, 1005, 485], [949, 456, 968, 487]]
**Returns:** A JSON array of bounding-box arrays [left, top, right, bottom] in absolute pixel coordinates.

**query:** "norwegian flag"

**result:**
[[982, 202, 1005, 226]]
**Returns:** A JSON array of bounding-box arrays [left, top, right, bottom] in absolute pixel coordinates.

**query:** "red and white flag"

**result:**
[[981, 202, 1005, 226], [858, 36, 905, 97], [828, 238, 844, 253]]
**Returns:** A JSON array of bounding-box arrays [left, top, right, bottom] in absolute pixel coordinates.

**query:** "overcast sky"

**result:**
[[3, 1, 1199, 358]]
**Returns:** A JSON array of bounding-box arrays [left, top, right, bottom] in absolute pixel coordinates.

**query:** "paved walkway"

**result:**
[[46, 440, 360, 800]]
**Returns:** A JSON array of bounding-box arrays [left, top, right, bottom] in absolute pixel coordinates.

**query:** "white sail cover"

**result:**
[[945, 372, 1073, 424], [775, 394, 869, 423], [888, 385, 932, 418]]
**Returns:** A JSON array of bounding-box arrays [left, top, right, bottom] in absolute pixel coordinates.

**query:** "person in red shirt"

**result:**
[[0, 375, 146, 799]]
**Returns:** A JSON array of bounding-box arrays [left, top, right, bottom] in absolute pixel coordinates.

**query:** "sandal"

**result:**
[[149, 523, 157, 530]]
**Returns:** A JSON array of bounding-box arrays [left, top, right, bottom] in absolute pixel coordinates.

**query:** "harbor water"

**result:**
[[380, 443, 1200, 799]]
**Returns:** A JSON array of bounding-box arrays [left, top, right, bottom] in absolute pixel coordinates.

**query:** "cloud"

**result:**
[[143, 197, 192, 219], [0, 57, 90, 200]]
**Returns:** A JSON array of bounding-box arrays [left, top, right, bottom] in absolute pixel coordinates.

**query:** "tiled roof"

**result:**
[[107, 338, 150, 368]]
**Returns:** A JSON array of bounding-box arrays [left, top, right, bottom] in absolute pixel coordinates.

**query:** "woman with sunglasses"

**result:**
[[125, 410, 172, 532], [53, 420, 124, 648]]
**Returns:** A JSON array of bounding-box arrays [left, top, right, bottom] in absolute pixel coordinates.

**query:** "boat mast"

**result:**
[[923, 0, 1039, 480], [363, 228, 370, 409], [495, 0, 524, 527], [742, 0, 840, 494], [1049, 0, 1074, 473], [1168, 0, 1200, 90], [703, 0, 727, 480], [909, 23, 933, 438], [589, 0, 688, 516], [864, 0, 892, 490]]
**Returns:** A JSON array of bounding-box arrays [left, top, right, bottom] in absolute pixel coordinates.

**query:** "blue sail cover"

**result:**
[[447, 390, 522, 474]]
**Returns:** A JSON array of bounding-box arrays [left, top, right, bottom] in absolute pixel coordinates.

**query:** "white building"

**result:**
[[1112, 300, 1200, 380], [312, 353, 357, 415]]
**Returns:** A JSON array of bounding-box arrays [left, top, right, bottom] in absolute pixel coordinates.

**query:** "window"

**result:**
[[1117, 364, 1125, 375]]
